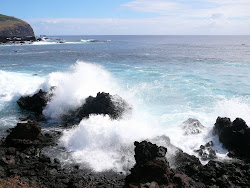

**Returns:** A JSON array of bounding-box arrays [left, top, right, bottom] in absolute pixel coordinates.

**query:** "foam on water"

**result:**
[[0, 60, 249, 173], [52, 62, 250, 172], [0, 70, 45, 102], [43, 61, 124, 119], [0, 71, 45, 130], [59, 114, 161, 172]]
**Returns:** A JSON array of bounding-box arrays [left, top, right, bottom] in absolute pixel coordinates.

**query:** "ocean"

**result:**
[[0, 35, 250, 173]]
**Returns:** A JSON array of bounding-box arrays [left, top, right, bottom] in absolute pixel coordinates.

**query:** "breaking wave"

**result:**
[[1, 61, 250, 173]]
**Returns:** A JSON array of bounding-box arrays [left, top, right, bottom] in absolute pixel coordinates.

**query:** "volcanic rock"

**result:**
[[5, 120, 41, 145], [76, 92, 131, 119], [17, 87, 55, 114], [180, 118, 204, 135], [213, 117, 250, 159], [194, 141, 217, 161], [0, 14, 35, 43], [125, 141, 196, 187], [63, 92, 131, 125], [174, 148, 250, 187]]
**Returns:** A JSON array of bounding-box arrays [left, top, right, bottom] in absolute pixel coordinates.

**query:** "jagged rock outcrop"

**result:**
[[0, 119, 124, 187], [180, 118, 205, 135], [125, 141, 196, 188], [194, 141, 217, 161], [17, 90, 131, 123], [74, 92, 131, 119], [213, 117, 250, 159], [17, 87, 55, 115], [174, 150, 250, 187], [62, 92, 132, 125], [0, 14, 35, 43], [4, 118, 54, 149]]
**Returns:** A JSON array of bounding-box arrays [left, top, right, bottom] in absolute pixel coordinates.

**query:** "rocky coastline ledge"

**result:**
[[0, 88, 249, 187], [0, 14, 36, 44]]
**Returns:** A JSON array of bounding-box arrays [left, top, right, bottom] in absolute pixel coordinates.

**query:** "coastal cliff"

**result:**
[[0, 14, 35, 42]]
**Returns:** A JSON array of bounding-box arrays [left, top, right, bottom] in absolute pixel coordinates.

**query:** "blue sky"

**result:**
[[1, 0, 250, 35]]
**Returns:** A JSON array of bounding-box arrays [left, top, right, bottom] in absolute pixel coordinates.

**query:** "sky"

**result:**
[[1, 0, 250, 35]]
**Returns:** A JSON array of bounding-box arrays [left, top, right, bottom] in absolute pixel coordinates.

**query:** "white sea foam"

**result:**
[[40, 62, 249, 172], [43, 61, 124, 119], [0, 70, 45, 102], [1, 62, 250, 173], [80, 39, 111, 43], [59, 114, 162, 172], [213, 97, 250, 125]]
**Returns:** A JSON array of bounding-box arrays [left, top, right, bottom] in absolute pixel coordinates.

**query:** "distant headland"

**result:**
[[0, 14, 35, 43]]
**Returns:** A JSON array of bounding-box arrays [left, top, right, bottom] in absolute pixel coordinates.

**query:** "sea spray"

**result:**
[[0, 70, 45, 102], [43, 61, 122, 119], [1, 60, 250, 173], [40, 62, 250, 172], [59, 114, 162, 173]]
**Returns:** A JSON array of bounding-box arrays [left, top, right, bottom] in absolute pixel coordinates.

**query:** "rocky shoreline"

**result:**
[[0, 89, 249, 187]]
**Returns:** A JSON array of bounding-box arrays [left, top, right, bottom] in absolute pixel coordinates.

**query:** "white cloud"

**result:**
[[122, 0, 185, 15], [26, 17, 250, 35], [24, 0, 250, 35], [122, 0, 250, 19]]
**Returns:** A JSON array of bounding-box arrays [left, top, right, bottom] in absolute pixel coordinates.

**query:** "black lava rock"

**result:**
[[63, 92, 131, 125], [194, 141, 217, 161], [213, 117, 250, 159], [125, 141, 196, 187], [17, 87, 54, 114]]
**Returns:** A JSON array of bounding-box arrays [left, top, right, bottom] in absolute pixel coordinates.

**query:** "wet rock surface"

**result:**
[[0, 119, 124, 188], [76, 92, 131, 119], [181, 118, 205, 135], [17, 88, 54, 114], [174, 148, 250, 187], [194, 141, 217, 161], [213, 117, 250, 159], [4, 101, 250, 188], [17, 90, 131, 125], [63, 92, 131, 125]]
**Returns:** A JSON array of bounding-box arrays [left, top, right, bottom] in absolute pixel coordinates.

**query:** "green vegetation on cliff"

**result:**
[[0, 14, 22, 21]]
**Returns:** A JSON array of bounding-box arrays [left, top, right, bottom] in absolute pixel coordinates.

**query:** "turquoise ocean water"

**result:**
[[0, 35, 250, 172]]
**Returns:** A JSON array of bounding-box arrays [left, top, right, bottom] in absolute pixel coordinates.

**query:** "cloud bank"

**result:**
[[26, 0, 250, 35]]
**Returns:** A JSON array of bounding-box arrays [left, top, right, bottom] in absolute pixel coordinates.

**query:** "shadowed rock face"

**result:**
[[194, 141, 217, 161], [0, 118, 124, 188], [125, 141, 196, 188], [213, 117, 250, 159], [174, 149, 250, 187], [17, 89, 54, 115], [62, 92, 132, 125], [17, 90, 131, 124], [0, 22, 35, 37], [4, 120, 43, 149], [75, 92, 131, 120]]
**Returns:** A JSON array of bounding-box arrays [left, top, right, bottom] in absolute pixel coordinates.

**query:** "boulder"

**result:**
[[125, 141, 195, 187], [180, 118, 204, 135], [76, 92, 131, 119], [174, 150, 202, 178], [63, 92, 131, 125], [17, 87, 55, 114], [213, 117, 250, 159], [5, 120, 41, 147]]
